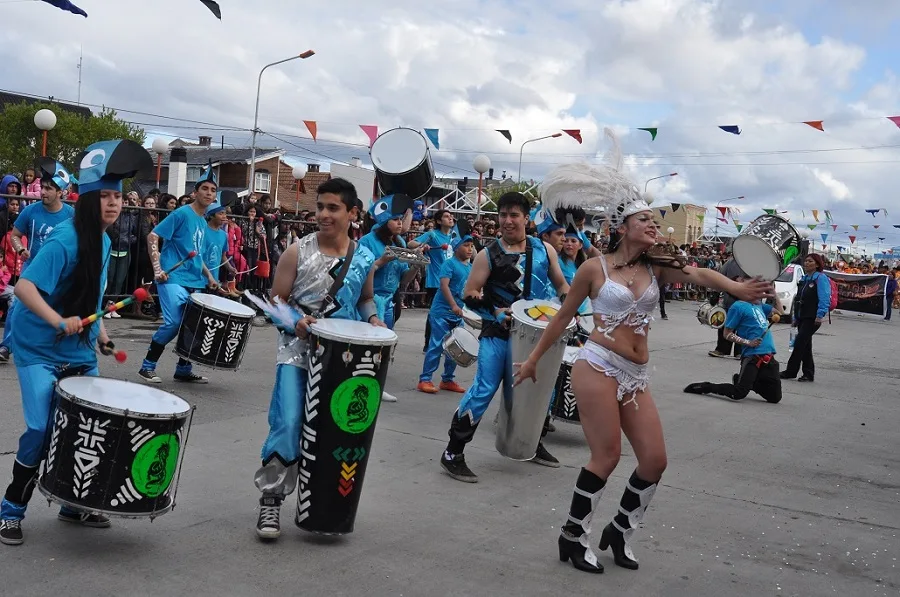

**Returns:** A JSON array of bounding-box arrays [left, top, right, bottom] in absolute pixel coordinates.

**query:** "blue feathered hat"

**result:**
[[76, 139, 153, 195], [450, 219, 474, 250], [534, 208, 563, 236], [35, 157, 76, 192], [369, 193, 414, 229], [195, 160, 218, 190], [564, 223, 588, 246]]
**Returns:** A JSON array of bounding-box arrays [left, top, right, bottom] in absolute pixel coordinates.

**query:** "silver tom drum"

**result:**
[[442, 326, 479, 368], [497, 299, 575, 460], [370, 127, 435, 200], [697, 303, 727, 329]]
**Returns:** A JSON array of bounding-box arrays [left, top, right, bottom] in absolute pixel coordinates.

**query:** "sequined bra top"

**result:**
[[590, 255, 659, 338]]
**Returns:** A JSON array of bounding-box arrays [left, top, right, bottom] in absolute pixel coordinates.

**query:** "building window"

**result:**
[[186, 166, 203, 183], [254, 171, 271, 193]]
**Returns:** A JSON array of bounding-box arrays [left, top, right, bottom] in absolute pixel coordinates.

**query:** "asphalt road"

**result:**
[[0, 303, 897, 597]]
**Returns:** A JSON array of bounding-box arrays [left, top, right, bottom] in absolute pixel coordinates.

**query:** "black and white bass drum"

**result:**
[[370, 127, 435, 200]]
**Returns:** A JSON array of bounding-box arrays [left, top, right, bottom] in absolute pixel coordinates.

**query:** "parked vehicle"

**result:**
[[774, 264, 801, 323]]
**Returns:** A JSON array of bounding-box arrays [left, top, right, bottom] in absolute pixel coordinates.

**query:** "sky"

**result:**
[[2, 0, 900, 254]]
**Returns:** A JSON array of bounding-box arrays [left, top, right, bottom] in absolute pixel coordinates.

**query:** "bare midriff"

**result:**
[[587, 315, 651, 364]]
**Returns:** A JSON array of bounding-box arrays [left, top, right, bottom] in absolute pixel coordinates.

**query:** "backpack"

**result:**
[[827, 276, 838, 312]]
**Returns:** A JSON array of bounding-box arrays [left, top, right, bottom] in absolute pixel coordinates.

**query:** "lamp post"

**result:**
[[249, 50, 315, 197], [292, 165, 307, 216], [644, 172, 678, 193], [151, 138, 168, 188], [34, 109, 57, 157], [517, 133, 562, 182], [473, 154, 491, 221]]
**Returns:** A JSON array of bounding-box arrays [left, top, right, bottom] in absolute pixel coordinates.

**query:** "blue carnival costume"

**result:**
[[201, 197, 227, 276], [0, 140, 149, 528], [419, 235, 472, 385], [139, 165, 216, 381], [357, 194, 413, 330], [254, 232, 375, 498]]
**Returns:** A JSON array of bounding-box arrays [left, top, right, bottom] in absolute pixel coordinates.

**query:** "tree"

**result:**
[[482, 180, 542, 212], [0, 101, 145, 177]]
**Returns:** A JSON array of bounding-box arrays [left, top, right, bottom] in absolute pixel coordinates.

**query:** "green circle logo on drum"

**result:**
[[131, 434, 180, 497], [331, 377, 381, 434]]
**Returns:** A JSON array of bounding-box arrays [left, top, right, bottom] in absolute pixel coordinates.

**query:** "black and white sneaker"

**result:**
[[174, 372, 208, 384], [57, 510, 111, 528], [0, 346, 10, 363], [440, 452, 478, 483], [0, 519, 23, 545], [531, 442, 561, 468], [138, 369, 162, 384], [256, 495, 282, 541]]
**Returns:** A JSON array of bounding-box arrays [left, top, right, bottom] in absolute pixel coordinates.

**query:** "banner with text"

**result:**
[[824, 272, 888, 317]]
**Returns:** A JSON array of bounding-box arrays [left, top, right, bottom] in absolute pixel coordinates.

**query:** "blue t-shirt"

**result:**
[[11, 220, 110, 367], [433, 257, 471, 313], [153, 205, 207, 288], [358, 232, 409, 300], [724, 301, 775, 357], [414, 229, 452, 288], [201, 225, 227, 273], [559, 256, 590, 314], [13, 201, 75, 272]]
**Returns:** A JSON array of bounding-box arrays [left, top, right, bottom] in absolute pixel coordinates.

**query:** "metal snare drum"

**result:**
[[497, 299, 575, 460], [697, 303, 727, 329], [442, 327, 479, 368]]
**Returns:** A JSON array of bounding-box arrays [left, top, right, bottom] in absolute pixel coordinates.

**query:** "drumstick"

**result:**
[[96, 341, 127, 363], [141, 251, 198, 286], [56, 288, 151, 335]]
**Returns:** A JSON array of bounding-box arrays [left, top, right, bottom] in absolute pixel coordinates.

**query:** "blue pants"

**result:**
[[254, 364, 308, 498], [143, 283, 194, 375], [1, 363, 98, 520], [1, 297, 16, 350], [455, 337, 507, 423], [420, 310, 461, 383]]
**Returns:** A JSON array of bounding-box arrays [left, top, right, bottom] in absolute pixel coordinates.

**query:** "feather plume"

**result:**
[[242, 292, 302, 333]]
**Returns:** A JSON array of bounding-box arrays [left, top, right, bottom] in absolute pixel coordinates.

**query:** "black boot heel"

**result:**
[[558, 534, 603, 573], [599, 523, 639, 570]]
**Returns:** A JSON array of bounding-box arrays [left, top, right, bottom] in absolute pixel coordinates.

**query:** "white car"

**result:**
[[774, 264, 802, 322]]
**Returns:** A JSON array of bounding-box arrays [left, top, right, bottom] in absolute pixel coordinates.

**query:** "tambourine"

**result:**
[[386, 245, 431, 265]]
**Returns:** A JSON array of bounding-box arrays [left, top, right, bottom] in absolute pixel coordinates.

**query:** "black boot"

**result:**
[[558, 468, 605, 573], [598, 470, 658, 570]]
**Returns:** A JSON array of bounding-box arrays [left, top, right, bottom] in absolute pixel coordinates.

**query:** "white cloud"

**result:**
[[811, 168, 853, 201]]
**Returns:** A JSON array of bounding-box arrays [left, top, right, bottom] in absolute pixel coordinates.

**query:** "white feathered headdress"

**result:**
[[539, 128, 650, 226]]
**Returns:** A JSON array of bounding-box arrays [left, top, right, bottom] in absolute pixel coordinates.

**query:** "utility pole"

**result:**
[[76, 46, 83, 105]]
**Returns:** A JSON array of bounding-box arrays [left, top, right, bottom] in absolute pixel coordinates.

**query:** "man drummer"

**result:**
[[440, 192, 569, 482], [138, 164, 218, 384], [408, 209, 455, 351], [253, 177, 384, 541], [417, 230, 474, 394]]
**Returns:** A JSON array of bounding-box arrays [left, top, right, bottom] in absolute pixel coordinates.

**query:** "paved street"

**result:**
[[0, 303, 897, 597]]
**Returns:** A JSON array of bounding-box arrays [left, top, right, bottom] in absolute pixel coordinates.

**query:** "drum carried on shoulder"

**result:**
[[497, 299, 575, 460], [295, 320, 398, 535], [732, 214, 802, 281], [175, 293, 256, 370], [39, 377, 193, 520], [696, 303, 727, 329]]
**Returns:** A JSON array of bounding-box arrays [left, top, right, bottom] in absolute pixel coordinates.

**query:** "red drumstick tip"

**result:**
[[133, 287, 150, 302], [187, 250, 197, 258], [115, 351, 127, 363], [108, 304, 118, 312], [441, 244, 449, 250]]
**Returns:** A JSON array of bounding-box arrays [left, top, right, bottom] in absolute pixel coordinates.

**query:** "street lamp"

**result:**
[[151, 138, 168, 187], [34, 109, 57, 157], [249, 50, 316, 197], [712, 195, 745, 241], [473, 154, 491, 221], [644, 172, 678, 193], [292, 165, 307, 216], [518, 133, 562, 182]]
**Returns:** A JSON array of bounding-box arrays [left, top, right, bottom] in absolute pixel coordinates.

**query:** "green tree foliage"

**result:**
[[0, 101, 145, 177], [482, 180, 541, 212]]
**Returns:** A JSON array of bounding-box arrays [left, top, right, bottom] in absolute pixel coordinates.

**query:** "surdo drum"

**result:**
[[175, 293, 255, 370], [550, 347, 581, 425], [296, 320, 398, 535], [39, 377, 193, 519], [441, 326, 479, 368], [497, 299, 575, 460], [370, 127, 435, 200], [696, 303, 727, 329], [732, 214, 802, 281]]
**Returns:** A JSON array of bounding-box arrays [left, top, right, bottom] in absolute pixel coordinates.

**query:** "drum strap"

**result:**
[[523, 240, 534, 300], [318, 240, 357, 318]]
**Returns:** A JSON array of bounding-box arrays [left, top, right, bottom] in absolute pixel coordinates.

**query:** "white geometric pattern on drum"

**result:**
[[223, 321, 247, 363], [72, 413, 110, 499], [562, 368, 577, 418], [127, 421, 154, 452], [351, 351, 377, 378], [45, 410, 68, 474], [296, 349, 323, 524], [110, 477, 143, 507], [200, 316, 225, 356]]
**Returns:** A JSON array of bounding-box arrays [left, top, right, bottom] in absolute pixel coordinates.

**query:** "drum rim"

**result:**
[[190, 292, 256, 317], [370, 127, 430, 176], [309, 320, 399, 346], [510, 299, 577, 330], [36, 483, 174, 519], [55, 381, 193, 420], [447, 326, 479, 350]]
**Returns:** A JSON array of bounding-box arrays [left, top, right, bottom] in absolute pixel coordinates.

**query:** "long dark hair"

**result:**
[[60, 191, 108, 344], [363, 212, 403, 247], [561, 239, 587, 268], [606, 218, 688, 270]]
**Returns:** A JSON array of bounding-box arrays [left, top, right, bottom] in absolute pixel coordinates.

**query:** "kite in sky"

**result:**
[[39, 0, 222, 19]]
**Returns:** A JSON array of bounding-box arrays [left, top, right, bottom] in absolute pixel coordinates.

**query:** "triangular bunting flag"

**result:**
[[303, 120, 317, 141], [659, 209, 667, 218], [807, 224, 817, 230], [733, 219, 740, 226], [671, 203, 681, 212], [822, 244, 827, 250], [849, 236, 857, 244], [811, 209, 819, 222], [824, 209, 833, 223], [697, 214, 704, 222], [874, 225, 880, 229], [802, 210, 806, 218], [894, 225, 900, 229], [717, 217, 728, 223], [198, 0, 221, 18], [719, 125, 741, 135], [496, 130, 512, 144], [39, 0, 88, 17], [879, 237, 886, 242], [803, 120, 824, 131], [831, 224, 838, 231], [763, 209, 776, 215], [424, 128, 440, 149], [821, 233, 828, 243], [360, 125, 378, 148], [716, 206, 727, 217], [637, 127, 658, 141], [887, 116, 900, 128], [562, 129, 583, 144], [865, 209, 880, 217], [735, 224, 743, 232], [851, 224, 859, 231]]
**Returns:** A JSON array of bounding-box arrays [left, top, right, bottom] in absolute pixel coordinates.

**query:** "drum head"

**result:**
[[451, 327, 479, 352], [57, 377, 191, 417], [732, 236, 782, 281], [510, 299, 576, 331], [563, 346, 580, 364], [191, 293, 256, 317], [310, 319, 398, 346], [709, 306, 727, 328], [370, 128, 428, 175], [462, 307, 482, 328]]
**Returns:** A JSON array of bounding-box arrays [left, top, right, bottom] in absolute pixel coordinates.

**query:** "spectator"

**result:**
[[21, 168, 41, 200]]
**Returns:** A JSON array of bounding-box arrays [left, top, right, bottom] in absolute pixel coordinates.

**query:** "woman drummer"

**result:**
[[513, 156, 773, 574], [0, 140, 152, 546]]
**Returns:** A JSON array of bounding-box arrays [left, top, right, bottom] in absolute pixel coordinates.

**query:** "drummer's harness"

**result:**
[[466, 240, 534, 339], [311, 240, 358, 321]]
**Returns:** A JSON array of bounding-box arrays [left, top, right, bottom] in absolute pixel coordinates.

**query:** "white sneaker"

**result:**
[[381, 391, 398, 403], [110, 311, 121, 319]]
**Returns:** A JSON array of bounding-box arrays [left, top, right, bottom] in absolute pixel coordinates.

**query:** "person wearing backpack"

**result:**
[[780, 254, 832, 382]]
